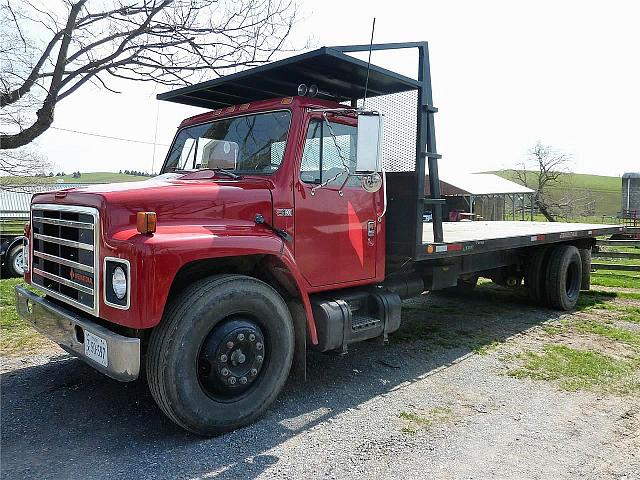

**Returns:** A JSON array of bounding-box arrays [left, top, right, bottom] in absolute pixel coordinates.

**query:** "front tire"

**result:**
[[5, 244, 25, 278], [147, 274, 294, 436]]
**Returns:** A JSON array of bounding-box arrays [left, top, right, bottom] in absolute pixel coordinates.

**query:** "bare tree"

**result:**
[[0, 147, 52, 191], [514, 142, 572, 222], [0, 0, 298, 151]]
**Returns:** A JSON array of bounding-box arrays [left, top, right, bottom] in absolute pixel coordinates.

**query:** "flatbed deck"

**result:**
[[419, 221, 624, 259]]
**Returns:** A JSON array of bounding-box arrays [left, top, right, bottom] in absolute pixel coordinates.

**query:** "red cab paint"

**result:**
[[28, 97, 384, 342]]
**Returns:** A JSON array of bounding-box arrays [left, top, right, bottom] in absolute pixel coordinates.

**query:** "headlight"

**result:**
[[112, 266, 127, 300]]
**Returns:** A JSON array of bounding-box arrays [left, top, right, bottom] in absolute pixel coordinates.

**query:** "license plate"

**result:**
[[84, 330, 108, 367]]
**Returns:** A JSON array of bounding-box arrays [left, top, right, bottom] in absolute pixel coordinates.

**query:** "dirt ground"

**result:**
[[1, 284, 639, 480]]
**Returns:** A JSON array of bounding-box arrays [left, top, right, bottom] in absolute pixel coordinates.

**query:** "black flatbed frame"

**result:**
[[418, 221, 624, 261]]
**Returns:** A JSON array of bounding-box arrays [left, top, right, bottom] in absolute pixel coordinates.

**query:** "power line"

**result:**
[[50, 126, 170, 146]]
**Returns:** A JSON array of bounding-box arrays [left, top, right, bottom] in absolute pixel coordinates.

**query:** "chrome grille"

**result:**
[[30, 204, 99, 315]]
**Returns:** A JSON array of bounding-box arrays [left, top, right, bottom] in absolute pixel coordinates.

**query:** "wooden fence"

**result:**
[[593, 239, 639, 273]]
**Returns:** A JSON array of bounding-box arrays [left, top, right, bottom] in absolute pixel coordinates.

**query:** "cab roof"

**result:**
[[157, 45, 423, 109]]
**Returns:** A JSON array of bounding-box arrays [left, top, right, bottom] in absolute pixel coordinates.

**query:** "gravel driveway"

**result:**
[[1, 288, 638, 480]]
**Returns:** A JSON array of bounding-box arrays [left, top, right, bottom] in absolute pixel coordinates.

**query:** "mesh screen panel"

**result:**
[[351, 90, 418, 172]]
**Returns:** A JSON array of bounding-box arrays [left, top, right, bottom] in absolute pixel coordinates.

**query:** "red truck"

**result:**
[[15, 42, 623, 435]]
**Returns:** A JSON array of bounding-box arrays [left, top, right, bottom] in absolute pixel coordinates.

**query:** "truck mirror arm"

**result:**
[[254, 214, 292, 242]]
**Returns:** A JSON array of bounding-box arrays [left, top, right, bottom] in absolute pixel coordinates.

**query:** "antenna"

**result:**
[[362, 17, 376, 109]]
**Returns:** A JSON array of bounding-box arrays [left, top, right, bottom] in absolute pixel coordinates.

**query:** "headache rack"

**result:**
[[158, 42, 445, 259]]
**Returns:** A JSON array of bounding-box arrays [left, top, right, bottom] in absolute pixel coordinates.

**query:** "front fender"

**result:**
[[102, 225, 317, 343]]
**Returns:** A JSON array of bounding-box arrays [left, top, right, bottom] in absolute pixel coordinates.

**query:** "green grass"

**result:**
[[593, 257, 640, 266], [0, 220, 27, 235], [0, 278, 49, 356], [399, 407, 453, 433], [490, 170, 621, 217], [591, 271, 640, 289], [393, 312, 506, 353], [575, 320, 640, 346], [543, 325, 568, 335], [585, 290, 640, 301], [509, 345, 639, 393], [600, 246, 640, 255], [578, 300, 640, 324]]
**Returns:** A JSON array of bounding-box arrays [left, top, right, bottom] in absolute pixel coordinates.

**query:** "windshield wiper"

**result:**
[[209, 168, 242, 179], [172, 168, 242, 179]]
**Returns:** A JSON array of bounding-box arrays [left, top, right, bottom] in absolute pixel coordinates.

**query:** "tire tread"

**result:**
[[146, 274, 293, 435]]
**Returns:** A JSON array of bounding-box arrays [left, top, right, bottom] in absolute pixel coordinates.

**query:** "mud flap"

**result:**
[[286, 299, 307, 382]]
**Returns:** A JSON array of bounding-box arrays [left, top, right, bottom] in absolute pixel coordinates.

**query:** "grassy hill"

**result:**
[[58, 172, 151, 183], [1, 172, 152, 185], [489, 170, 621, 218]]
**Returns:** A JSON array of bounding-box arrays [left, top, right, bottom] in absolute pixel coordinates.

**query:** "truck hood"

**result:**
[[31, 174, 274, 235]]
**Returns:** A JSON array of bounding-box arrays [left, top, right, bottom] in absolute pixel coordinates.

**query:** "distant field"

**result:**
[[490, 170, 621, 218], [1, 172, 150, 185], [57, 172, 151, 183]]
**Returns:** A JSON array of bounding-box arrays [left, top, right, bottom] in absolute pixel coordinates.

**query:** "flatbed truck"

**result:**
[[15, 42, 623, 435]]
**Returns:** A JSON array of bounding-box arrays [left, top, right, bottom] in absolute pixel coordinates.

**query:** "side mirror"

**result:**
[[355, 112, 383, 173]]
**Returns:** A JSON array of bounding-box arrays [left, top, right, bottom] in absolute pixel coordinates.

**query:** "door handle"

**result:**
[[367, 220, 376, 238]]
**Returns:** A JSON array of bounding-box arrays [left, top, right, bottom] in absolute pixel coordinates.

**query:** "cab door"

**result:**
[[294, 114, 379, 287]]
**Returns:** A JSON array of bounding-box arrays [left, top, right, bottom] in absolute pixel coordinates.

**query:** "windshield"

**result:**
[[163, 110, 291, 175]]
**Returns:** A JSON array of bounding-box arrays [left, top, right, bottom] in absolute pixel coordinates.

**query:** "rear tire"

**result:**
[[146, 274, 294, 436], [525, 247, 549, 304], [578, 248, 592, 290], [545, 245, 583, 310]]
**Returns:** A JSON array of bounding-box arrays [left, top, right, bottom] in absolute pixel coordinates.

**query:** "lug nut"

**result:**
[[239, 376, 248, 384], [256, 355, 263, 363], [228, 376, 237, 385], [249, 333, 256, 341], [221, 367, 229, 376], [237, 333, 245, 341], [256, 342, 263, 350], [250, 368, 258, 376], [220, 354, 228, 362], [226, 341, 234, 349]]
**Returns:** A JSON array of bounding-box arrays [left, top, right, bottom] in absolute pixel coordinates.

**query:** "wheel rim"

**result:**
[[197, 317, 267, 401], [565, 261, 580, 300], [13, 250, 25, 276]]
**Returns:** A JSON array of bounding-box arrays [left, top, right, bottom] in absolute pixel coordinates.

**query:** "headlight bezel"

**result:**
[[104, 257, 130, 310]]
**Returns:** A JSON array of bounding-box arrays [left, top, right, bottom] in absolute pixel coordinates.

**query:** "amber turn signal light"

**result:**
[[136, 212, 157, 234]]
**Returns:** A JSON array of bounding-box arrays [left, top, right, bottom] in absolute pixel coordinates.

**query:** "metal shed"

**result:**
[[0, 184, 89, 219], [424, 173, 534, 221]]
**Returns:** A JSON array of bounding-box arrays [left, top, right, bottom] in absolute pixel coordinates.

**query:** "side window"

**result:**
[[300, 119, 357, 185]]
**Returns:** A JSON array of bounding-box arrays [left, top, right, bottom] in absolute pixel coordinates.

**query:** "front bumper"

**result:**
[[15, 286, 140, 382]]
